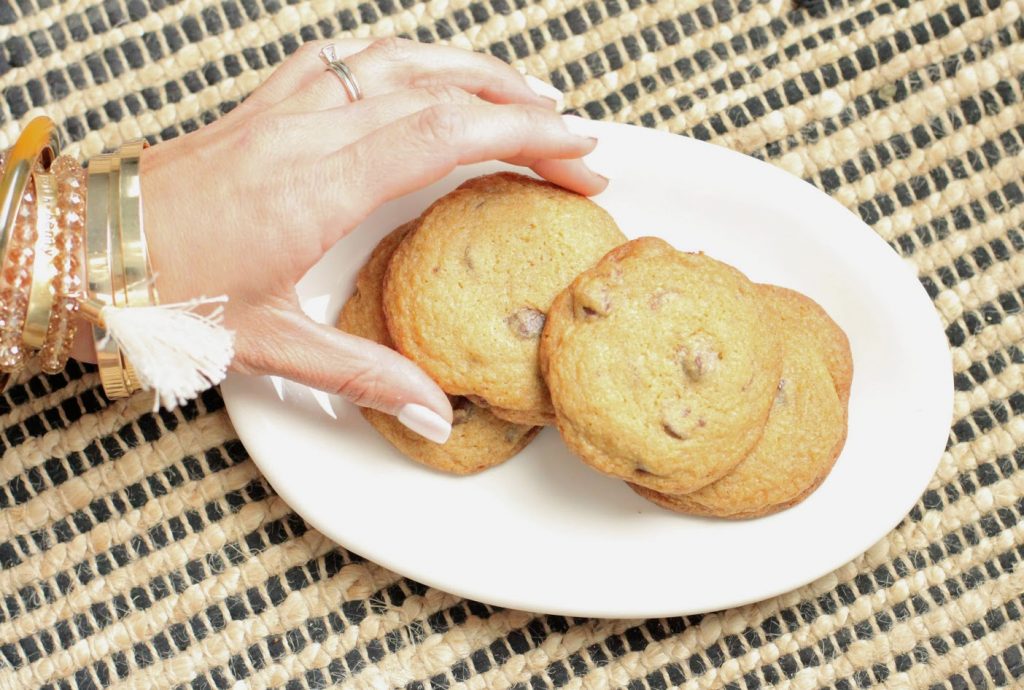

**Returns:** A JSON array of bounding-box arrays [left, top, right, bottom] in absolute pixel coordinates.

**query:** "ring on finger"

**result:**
[[319, 44, 363, 102]]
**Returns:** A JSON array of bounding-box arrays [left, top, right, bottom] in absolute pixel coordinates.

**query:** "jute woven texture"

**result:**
[[0, 0, 1021, 687]]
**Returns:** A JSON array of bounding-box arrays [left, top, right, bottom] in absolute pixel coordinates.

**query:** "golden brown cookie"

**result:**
[[338, 222, 540, 475], [631, 285, 852, 518], [802, 294, 854, 406], [382, 172, 626, 426], [540, 237, 784, 495]]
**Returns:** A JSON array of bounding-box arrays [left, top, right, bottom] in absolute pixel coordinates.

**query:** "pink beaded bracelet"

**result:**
[[0, 117, 233, 408], [0, 118, 77, 381], [41, 155, 86, 374]]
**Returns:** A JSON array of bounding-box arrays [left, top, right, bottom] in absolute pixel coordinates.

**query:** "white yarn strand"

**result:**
[[99, 296, 235, 410]]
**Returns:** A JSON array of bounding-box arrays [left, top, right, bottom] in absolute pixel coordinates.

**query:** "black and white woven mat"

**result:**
[[1, 0, 1023, 687]]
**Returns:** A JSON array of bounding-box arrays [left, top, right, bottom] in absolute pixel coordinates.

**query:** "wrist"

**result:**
[[139, 143, 184, 304]]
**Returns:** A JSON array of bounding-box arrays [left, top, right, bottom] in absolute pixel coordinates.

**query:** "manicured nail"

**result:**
[[397, 403, 452, 444], [523, 74, 565, 110], [562, 114, 594, 139], [562, 115, 612, 182]]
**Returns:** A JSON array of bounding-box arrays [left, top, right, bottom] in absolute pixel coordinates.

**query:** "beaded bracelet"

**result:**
[[0, 118, 60, 378], [41, 155, 86, 374], [0, 117, 129, 393], [24, 166, 58, 352], [0, 116, 233, 409]]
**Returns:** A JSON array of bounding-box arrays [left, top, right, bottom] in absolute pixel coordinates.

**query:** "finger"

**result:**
[[520, 158, 609, 196], [238, 39, 373, 114], [272, 85, 478, 151], [249, 308, 453, 442], [314, 103, 602, 239], [287, 37, 557, 113]]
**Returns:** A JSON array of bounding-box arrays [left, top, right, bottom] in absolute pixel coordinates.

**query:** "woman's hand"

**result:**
[[128, 38, 606, 441]]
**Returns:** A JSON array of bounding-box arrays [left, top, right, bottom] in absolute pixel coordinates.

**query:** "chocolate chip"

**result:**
[[506, 307, 546, 339], [573, 280, 611, 319], [662, 406, 693, 440], [679, 334, 721, 380], [466, 394, 490, 409], [662, 422, 687, 440], [503, 425, 532, 443], [451, 396, 475, 425]]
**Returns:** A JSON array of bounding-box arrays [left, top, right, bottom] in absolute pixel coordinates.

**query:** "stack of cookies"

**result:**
[[338, 173, 852, 519], [338, 172, 626, 474], [542, 237, 852, 518]]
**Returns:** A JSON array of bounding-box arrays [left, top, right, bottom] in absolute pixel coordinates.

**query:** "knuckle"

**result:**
[[247, 112, 290, 143], [416, 83, 470, 105], [522, 103, 555, 129], [415, 104, 466, 143], [232, 328, 284, 378], [515, 104, 560, 141], [367, 36, 409, 62], [335, 367, 386, 408]]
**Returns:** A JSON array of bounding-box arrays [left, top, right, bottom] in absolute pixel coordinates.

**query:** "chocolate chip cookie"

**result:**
[[338, 222, 540, 474], [540, 237, 784, 495], [382, 172, 626, 426], [631, 285, 852, 518]]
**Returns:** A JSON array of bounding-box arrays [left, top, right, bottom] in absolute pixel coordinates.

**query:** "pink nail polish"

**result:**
[[523, 75, 565, 110], [397, 403, 452, 444]]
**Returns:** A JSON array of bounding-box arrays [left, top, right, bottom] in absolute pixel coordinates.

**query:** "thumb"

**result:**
[[254, 308, 453, 443]]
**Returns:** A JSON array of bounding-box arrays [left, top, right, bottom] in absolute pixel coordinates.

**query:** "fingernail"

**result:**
[[587, 166, 612, 186], [523, 74, 565, 110], [397, 403, 452, 444], [562, 115, 612, 182], [562, 114, 594, 139]]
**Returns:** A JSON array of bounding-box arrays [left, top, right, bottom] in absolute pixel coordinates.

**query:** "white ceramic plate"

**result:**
[[221, 119, 953, 618]]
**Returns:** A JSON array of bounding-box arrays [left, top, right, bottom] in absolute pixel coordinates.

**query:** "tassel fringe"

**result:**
[[99, 296, 235, 410]]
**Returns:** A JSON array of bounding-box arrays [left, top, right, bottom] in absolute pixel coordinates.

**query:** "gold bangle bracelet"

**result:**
[[22, 170, 58, 349], [86, 153, 131, 400], [0, 117, 59, 272], [107, 154, 139, 396], [116, 140, 157, 308], [114, 140, 151, 395], [0, 117, 60, 386]]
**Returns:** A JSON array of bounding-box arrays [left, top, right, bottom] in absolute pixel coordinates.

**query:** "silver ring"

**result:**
[[318, 44, 362, 102]]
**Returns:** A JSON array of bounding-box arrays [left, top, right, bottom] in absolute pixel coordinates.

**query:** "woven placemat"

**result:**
[[0, 0, 1022, 687]]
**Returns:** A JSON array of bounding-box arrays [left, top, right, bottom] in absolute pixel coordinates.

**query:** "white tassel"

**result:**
[[98, 296, 235, 411]]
